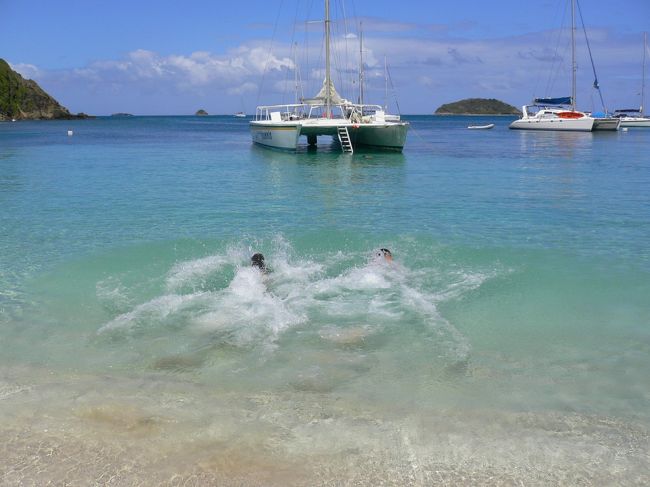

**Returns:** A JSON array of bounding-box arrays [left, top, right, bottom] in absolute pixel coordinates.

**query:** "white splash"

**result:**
[[98, 293, 206, 334], [97, 241, 499, 360], [165, 254, 230, 292]]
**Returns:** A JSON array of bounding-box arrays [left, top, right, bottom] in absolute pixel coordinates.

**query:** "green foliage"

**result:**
[[1, 58, 73, 119], [435, 98, 520, 115], [0, 60, 19, 116]]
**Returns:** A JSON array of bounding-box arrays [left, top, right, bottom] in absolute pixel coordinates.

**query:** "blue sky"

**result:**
[[2, 0, 649, 115]]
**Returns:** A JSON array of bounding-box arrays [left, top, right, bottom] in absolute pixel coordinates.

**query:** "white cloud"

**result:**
[[63, 46, 293, 91], [417, 75, 435, 87], [227, 82, 257, 96], [10, 24, 645, 114], [8, 62, 41, 79]]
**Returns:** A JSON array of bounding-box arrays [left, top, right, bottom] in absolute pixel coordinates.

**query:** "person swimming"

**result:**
[[376, 248, 393, 262], [251, 253, 268, 273]]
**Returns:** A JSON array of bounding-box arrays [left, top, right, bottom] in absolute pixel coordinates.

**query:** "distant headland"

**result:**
[[435, 98, 520, 115], [0, 59, 91, 121]]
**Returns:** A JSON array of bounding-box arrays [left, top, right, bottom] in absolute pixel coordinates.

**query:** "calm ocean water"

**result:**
[[1, 116, 649, 484]]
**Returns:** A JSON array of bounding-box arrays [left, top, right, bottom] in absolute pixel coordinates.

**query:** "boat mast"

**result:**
[[359, 22, 364, 106], [642, 32, 647, 114], [571, 0, 577, 111], [293, 42, 299, 106], [384, 55, 388, 111], [325, 0, 331, 117]]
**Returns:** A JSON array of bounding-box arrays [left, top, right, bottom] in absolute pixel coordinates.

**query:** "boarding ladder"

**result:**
[[337, 126, 354, 154]]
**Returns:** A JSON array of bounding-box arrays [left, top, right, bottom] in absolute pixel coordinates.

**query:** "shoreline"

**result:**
[[0, 114, 94, 122], [2, 115, 649, 486], [1, 364, 648, 486], [2, 113, 519, 119]]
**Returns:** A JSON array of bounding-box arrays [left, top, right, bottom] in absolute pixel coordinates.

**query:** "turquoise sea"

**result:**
[[1, 116, 649, 484]]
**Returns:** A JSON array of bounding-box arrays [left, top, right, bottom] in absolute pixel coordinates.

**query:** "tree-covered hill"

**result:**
[[435, 98, 520, 115], [0, 59, 89, 120]]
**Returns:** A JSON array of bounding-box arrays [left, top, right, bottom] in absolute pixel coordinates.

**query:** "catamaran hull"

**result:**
[[250, 123, 301, 150], [509, 117, 594, 131], [592, 118, 620, 131], [250, 121, 409, 152], [349, 123, 409, 151], [298, 123, 409, 151]]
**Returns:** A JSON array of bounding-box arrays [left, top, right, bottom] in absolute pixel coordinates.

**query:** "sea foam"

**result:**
[[96, 241, 493, 366]]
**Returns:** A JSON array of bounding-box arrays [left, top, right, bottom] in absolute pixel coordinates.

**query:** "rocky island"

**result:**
[[195, 109, 208, 116], [435, 98, 520, 115], [0, 59, 90, 120]]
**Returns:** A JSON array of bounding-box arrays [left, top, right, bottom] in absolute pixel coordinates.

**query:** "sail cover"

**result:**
[[303, 78, 347, 105], [534, 97, 572, 105]]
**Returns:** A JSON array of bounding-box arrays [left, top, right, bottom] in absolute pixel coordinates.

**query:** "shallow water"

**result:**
[[1, 116, 649, 484]]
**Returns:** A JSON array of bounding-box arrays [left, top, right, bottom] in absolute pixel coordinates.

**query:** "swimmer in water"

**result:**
[[376, 248, 393, 262], [251, 253, 268, 273]]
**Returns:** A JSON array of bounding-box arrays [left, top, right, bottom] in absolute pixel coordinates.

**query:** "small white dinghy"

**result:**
[[467, 123, 494, 130]]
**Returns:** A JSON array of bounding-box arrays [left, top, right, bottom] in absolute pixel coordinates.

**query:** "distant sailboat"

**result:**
[[510, 0, 595, 132], [234, 96, 247, 117], [615, 32, 650, 128], [249, 0, 408, 152]]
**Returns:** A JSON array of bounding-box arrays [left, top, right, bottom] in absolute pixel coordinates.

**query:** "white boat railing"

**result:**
[[254, 102, 397, 123], [255, 104, 305, 121]]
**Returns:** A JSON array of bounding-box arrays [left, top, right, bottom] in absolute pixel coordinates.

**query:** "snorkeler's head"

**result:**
[[251, 253, 266, 271], [377, 248, 393, 262]]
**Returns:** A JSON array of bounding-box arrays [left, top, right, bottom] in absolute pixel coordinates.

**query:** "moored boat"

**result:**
[[510, 0, 599, 132], [510, 100, 595, 131], [614, 33, 650, 128], [590, 113, 621, 131], [614, 110, 650, 127], [249, 0, 408, 153], [251, 101, 408, 152]]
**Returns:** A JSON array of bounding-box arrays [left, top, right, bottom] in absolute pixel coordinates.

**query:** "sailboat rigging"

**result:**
[[614, 32, 650, 128], [574, 0, 619, 130], [249, 0, 409, 152], [510, 0, 600, 132]]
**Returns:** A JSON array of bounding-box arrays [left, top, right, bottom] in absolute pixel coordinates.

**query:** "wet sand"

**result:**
[[1, 366, 649, 486]]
